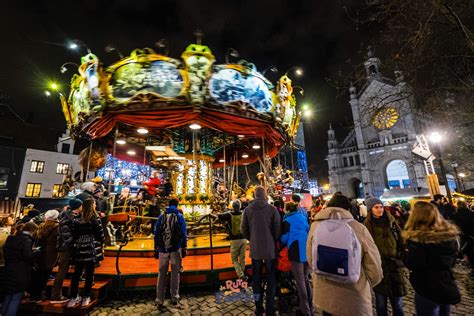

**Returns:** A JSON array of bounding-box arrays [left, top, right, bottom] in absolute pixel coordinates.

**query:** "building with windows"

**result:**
[[17, 133, 84, 199], [327, 48, 427, 198]]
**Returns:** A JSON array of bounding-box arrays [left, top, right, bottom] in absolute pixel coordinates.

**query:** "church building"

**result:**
[[327, 48, 427, 198]]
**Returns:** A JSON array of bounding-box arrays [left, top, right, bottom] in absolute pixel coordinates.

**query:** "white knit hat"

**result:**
[[45, 209, 59, 221]]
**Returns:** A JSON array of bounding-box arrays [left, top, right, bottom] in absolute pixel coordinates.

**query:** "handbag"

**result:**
[[277, 247, 292, 272]]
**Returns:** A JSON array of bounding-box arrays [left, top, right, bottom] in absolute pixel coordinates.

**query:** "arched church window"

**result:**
[[386, 159, 410, 189], [368, 65, 377, 74]]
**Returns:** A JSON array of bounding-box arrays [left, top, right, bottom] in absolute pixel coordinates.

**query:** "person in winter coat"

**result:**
[[16, 209, 40, 226], [280, 202, 313, 316], [216, 200, 247, 280], [29, 210, 60, 302], [364, 197, 407, 316], [306, 194, 383, 316], [0, 214, 14, 269], [67, 198, 104, 308], [51, 198, 83, 303], [75, 181, 96, 202], [154, 198, 187, 308], [453, 200, 474, 271], [1, 222, 38, 316], [403, 201, 461, 315], [241, 186, 281, 316]]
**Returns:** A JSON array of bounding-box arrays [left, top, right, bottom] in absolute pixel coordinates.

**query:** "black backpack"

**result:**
[[156, 212, 182, 252]]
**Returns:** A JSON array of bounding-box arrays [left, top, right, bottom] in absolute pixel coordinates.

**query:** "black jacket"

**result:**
[[453, 207, 474, 238], [218, 210, 244, 240], [72, 216, 104, 263], [57, 209, 79, 252], [1, 232, 35, 294], [403, 226, 460, 305]]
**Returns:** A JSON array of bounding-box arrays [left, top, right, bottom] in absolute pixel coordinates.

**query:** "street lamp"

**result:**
[[153, 39, 169, 56], [428, 131, 452, 202], [225, 48, 239, 64], [105, 44, 124, 59], [68, 39, 92, 54], [451, 162, 460, 192], [293, 86, 304, 96], [458, 172, 466, 192], [60, 62, 80, 74], [284, 66, 303, 77], [262, 66, 278, 76]]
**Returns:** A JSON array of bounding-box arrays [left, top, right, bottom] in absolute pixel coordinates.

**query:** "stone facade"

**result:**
[[327, 48, 427, 198]]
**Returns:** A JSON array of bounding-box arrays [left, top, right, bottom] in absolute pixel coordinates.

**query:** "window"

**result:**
[[52, 184, 62, 198], [0, 167, 9, 189], [30, 160, 45, 173], [349, 156, 354, 166], [355, 155, 361, 166], [56, 163, 70, 175], [343, 157, 348, 167], [61, 143, 71, 154], [25, 183, 42, 197]]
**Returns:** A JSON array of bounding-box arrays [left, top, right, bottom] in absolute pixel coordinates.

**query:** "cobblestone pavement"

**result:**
[[91, 263, 474, 315]]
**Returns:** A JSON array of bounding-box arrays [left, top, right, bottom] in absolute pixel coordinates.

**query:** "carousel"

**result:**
[[60, 37, 304, 289]]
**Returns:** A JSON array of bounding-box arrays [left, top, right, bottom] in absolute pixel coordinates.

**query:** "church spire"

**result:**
[[364, 46, 381, 79]]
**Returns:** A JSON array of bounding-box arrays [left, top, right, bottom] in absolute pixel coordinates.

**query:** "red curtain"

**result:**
[[84, 108, 286, 163]]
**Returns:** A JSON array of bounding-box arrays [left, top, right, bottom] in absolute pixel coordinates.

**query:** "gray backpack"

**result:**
[[312, 213, 362, 284]]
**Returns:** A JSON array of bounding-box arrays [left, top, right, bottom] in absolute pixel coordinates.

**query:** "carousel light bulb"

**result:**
[[127, 150, 136, 156], [242, 153, 249, 158], [50, 82, 59, 91], [137, 128, 149, 134], [69, 43, 78, 50], [44, 91, 51, 97], [252, 144, 261, 149], [295, 68, 303, 76], [238, 135, 244, 138], [189, 123, 202, 130], [428, 132, 442, 143], [116, 139, 126, 145], [219, 159, 225, 163]]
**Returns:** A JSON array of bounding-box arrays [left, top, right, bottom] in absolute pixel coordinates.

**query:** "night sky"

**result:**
[[0, 0, 374, 182]]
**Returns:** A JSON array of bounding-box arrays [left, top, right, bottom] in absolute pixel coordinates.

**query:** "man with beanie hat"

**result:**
[[51, 199, 83, 303], [241, 186, 281, 316], [306, 193, 383, 315], [215, 200, 247, 280]]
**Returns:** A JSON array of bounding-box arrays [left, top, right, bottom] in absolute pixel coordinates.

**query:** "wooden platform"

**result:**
[[102, 250, 252, 292]]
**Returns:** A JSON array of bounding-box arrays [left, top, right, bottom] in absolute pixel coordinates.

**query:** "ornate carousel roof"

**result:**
[[61, 42, 303, 167]]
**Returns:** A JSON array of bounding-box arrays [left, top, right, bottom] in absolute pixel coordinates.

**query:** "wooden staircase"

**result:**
[[19, 277, 111, 315]]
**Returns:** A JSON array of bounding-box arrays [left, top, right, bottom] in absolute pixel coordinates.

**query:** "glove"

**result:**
[[154, 251, 159, 259], [181, 248, 187, 258]]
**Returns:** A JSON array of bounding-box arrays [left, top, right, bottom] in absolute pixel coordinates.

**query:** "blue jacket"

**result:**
[[154, 206, 187, 253], [280, 211, 309, 263]]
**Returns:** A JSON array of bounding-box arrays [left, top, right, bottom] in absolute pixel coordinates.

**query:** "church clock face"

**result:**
[[373, 107, 399, 130]]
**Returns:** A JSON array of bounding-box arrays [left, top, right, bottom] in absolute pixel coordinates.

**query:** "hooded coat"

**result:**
[[35, 220, 59, 270], [280, 210, 309, 262], [306, 207, 383, 316], [241, 188, 281, 260], [364, 211, 407, 297], [403, 225, 461, 305], [1, 232, 35, 294]]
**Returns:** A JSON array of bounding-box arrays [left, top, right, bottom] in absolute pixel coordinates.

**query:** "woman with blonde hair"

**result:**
[[403, 201, 460, 316]]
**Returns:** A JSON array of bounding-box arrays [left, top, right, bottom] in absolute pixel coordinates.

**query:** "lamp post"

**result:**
[[284, 66, 303, 77], [458, 172, 466, 192], [225, 48, 239, 64], [451, 162, 460, 192], [68, 39, 91, 54], [262, 66, 278, 76], [428, 132, 452, 203]]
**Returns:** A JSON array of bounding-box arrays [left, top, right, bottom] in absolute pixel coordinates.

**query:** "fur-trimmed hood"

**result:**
[[403, 225, 459, 244]]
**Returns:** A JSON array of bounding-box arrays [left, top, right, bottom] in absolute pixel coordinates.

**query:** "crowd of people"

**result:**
[[211, 189, 472, 316], [0, 181, 473, 316], [0, 183, 106, 316]]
